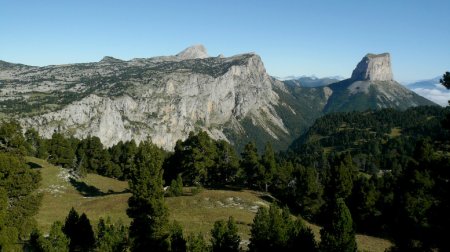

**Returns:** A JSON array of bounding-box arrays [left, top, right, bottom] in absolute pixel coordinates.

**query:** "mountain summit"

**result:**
[[324, 53, 435, 112], [0, 47, 290, 150], [176, 44, 209, 60], [351, 53, 393, 81]]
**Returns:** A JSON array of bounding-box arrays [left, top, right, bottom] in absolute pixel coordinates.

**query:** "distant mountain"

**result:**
[[405, 77, 449, 106], [0, 47, 437, 151], [275, 75, 344, 87], [283, 76, 343, 87], [323, 53, 436, 112], [0, 45, 311, 151]]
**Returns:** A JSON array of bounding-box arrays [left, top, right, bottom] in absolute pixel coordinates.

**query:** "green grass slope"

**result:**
[[30, 157, 391, 251], [29, 157, 130, 232]]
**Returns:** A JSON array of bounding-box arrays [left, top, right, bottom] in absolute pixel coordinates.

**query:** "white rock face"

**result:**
[[176, 44, 209, 60], [351, 53, 393, 81], [326, 52, 436, 112], [2, 47, 291, 150]]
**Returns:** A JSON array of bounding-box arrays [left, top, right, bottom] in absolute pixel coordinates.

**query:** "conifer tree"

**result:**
[[48, 132, 75, 168], [182, 131, 217, 185], [348, 176, 378, 233], [117, 140, 138, 180], [186, 233, 209, 252], [0, 187, 15, 251], [0, 152, 42, 240], [96, 218, 128, 252], [249, 206, 270, 251], [211, 140, 239, 186], [127, 140, 170, 251], [294, 165, 323, 217], [77, 213, 96, 250], [36, 221, 70, 252], [62, 208, 95, 251], [240, 142, 262, 189], [169, 221, 187, 252], [440, 71, 450, 89], [440, 71, 450, 127], [390, 142, 436, 251], [62, 207, 79, 247], [25, 128, 42, 157], [324, 153, 355, 201], [287, 219, 317, 252], [0, 120, 28, 155], [210, 217, 240, 252], [249, 205, 317, 251], [168, 174, 183, 197], [319, 198, 357, 252], [260, 142, 277, 192]]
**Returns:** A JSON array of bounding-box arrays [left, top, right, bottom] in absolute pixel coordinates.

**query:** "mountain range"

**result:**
[[0, 45, 436, 151], [282, 76, 344, 88]]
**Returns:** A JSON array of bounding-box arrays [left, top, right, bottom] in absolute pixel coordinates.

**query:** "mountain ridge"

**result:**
[[0, 47, 437, 151], [1, 46, 293, 150]]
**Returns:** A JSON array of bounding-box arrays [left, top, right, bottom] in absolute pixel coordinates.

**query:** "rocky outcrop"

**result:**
[[1, 46, 291, 150], [351, 53, 393, 81], [176, 44, 209, 60], [99, 56, 123, 64], [324, 53, 435, 113]]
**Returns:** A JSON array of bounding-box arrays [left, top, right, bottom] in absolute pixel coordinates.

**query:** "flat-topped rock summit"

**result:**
[[324, 52, 435, 112], [351, 53, 393, 81]]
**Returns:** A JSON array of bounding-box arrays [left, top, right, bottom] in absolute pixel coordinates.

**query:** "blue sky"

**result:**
[[1, 0, 449, 83]]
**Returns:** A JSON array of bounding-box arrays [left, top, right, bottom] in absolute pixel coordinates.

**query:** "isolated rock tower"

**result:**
[[351, 53, 393, 81]]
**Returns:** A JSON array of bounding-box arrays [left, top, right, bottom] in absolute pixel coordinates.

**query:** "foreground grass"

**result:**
[[29, 157, 130, 232], [166, 189, 270, 241], [30, 157, 392, 251], [306, 223, 392, 252]]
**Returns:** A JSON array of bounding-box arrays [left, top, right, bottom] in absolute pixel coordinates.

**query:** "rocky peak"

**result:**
[[176, 44, 209, 60], [351, 53, 393, 81], [100, 56, 123, 64], [9, 48, 287, 150]]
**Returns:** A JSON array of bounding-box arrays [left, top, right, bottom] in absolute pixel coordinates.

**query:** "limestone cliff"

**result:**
[[324, 53, 435, 112], [0, 46, 291, 150], [351, 53, 393, 81]]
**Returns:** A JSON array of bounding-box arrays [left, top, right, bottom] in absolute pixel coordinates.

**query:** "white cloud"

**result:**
[[433, 83, 447, 90], [412, 88, 450, 107]]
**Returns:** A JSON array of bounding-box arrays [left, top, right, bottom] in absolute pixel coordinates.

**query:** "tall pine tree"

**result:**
[[249, 205, 317, 252], [240, 142, 262, 189], [319, 198, 357, 252], [127, 140, 170, 251], [62, 208, 95, 251], [211, 217, 240, 252], [260, 143, 277, 192]]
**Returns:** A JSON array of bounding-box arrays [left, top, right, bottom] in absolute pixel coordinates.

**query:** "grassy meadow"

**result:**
[[29, 157, 392, 251]]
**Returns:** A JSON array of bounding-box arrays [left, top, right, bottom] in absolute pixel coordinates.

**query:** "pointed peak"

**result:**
[[351, 53, 393, 81], [176, 44, 209, 60]]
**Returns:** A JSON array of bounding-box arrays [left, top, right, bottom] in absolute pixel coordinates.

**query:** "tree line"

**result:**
[[24, 138, 353, 252]]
